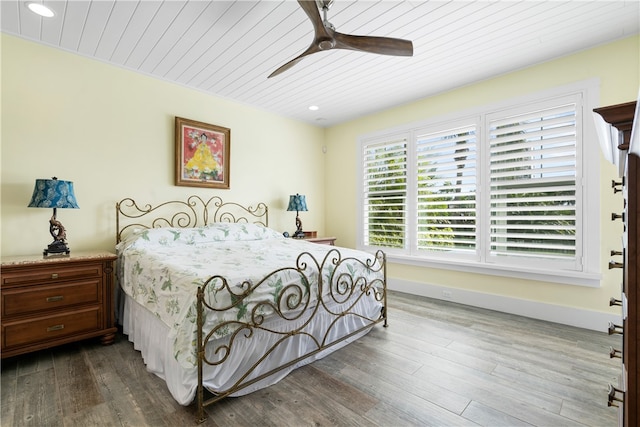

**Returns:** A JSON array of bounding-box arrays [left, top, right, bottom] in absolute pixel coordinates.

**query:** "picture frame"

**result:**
[[175, 117, 230, 189]]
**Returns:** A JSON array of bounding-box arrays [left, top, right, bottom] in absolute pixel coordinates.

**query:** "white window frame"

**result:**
[[357, 80, 602, 287]]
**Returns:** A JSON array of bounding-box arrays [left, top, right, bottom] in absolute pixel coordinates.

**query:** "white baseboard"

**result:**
[[388, 278, 621, 333]]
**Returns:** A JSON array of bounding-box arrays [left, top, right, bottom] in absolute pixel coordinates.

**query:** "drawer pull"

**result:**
[[610, 297, 622, 306], [611, 212, 625, 221], [608, 322, 623, 335], [611, 179, 624, 193], [610, 249, 623, 257], [46, 324, 64, 332], [608, 384, 624, 407], [51, 273, 59, 279], [46, 295, 64, 302], [609, 260, 624, 269], [609, 346, 622, 358]]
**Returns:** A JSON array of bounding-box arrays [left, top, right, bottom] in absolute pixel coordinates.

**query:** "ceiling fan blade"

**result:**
[[268, 1, 332, 78], [297, 0, 327, 36], [299, 0, 335, 50], [334, 32, 413, 56], [268, 43, 321, 78]]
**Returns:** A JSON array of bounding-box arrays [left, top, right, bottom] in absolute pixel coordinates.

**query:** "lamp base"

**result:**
[[292, 213, 304, 238], [44, 240, 70, 256]]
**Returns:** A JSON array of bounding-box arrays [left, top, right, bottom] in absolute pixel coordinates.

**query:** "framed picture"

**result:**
[[175, 117, 230, 189]]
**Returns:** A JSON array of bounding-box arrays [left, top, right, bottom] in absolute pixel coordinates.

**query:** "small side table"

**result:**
[[303, 237, 336, 246]]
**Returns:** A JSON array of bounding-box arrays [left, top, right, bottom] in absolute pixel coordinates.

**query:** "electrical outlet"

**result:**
[[442, 290, 452, 299]]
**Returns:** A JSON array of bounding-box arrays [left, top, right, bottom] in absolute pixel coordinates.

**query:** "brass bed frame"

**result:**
[[115, 196, 388, 423]]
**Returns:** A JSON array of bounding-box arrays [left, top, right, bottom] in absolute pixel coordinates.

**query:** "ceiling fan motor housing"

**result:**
[[318, 38, 335, 50]]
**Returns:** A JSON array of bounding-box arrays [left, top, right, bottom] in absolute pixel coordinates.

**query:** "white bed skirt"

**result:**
[[118, 291, 381, 405]]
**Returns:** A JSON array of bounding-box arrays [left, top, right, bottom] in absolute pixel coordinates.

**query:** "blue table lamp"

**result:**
[[287, 193, 308, 238], [28, 177, 80, 256]]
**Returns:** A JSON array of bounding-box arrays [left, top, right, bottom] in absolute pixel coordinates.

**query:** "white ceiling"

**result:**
[[2, 0, 639, 127]]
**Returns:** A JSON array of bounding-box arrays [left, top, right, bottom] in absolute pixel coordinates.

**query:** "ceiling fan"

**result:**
[[268, 0, 413, 78]]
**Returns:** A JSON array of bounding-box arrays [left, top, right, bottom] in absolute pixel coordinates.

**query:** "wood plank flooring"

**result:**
[[1, 291, 621, 426]]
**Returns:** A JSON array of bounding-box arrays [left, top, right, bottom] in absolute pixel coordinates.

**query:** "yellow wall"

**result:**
[[324, 35, 640, 317], [2, 33, 639, 323], [1, 34, 325, 256]]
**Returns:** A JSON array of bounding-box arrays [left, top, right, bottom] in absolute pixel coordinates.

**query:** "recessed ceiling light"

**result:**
[[26, 2, 55, 18], [308, 105, 319, 111]]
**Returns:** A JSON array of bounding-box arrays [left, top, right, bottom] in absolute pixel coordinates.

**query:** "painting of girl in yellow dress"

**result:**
[[185, 132, 222, 180], [176, 117, 230, 189]]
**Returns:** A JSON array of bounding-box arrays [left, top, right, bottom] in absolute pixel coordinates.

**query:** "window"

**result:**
[[362, 135, 408, 249], [358, 84, 600, 286], [416, 123, 478, 255], [487, 100, 580, 267]]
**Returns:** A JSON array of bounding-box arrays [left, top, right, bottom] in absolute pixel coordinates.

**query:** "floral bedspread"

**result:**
[[116, 223, 379, 368]]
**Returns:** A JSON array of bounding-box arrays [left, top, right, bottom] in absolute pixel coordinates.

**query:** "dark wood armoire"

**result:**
[[594, 101, 638, 427]]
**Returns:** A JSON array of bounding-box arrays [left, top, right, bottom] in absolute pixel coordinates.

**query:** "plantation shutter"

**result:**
[[415, 124, 477, 253], [362, 136, 408, 249], [488, 101, 578, 260]]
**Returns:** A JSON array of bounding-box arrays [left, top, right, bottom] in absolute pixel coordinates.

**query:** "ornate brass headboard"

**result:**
[[116, 195, 268, 243]]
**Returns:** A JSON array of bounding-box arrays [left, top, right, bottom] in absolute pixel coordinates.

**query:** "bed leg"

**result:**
[[196, 356, 207, 423], [381, 250, 388, 328], [196, 367, 205, 423], [196, 286, 207, 424], [196, 404, 206, 424]]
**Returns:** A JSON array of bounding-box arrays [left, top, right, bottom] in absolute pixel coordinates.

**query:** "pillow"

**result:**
[[123, 222, 282, 248], [203, 222, 283, 242]]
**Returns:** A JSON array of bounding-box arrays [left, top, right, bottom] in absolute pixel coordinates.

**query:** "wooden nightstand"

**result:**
[[304, 237, 336, 245], [0, 251, 118, 358]]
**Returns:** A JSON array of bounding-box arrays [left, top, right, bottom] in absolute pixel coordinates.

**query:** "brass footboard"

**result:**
[[195, 249, 387, 423]]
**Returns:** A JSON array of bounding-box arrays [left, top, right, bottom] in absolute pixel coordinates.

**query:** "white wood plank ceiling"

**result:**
[[2, 1, 639, 127]]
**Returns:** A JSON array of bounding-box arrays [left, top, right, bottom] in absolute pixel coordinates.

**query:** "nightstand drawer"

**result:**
[[2, 306, 102, 349], [1, 264, 102, 286], [2, 279, 101, 317]]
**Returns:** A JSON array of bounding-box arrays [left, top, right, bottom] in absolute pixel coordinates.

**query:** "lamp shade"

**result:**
[[28, 178, 79, 209], [287, 194, 308, 212]]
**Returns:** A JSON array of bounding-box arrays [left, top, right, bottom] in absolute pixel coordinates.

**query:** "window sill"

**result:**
[[384, 253, 602, 287]]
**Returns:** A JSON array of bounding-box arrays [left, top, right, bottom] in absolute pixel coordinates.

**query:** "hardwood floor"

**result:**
[[1, 291, 620, 426]]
